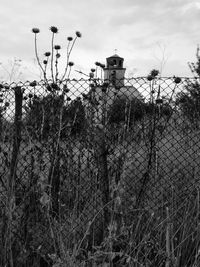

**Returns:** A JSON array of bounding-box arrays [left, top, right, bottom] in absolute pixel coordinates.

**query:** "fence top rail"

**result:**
[[0, 76, 199, 87]]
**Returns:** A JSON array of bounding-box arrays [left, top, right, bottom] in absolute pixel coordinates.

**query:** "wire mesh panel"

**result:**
[[0, 77, 200, 266]]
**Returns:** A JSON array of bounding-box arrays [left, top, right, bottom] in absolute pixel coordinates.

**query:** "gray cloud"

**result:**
[[0, 0, 198, 80]]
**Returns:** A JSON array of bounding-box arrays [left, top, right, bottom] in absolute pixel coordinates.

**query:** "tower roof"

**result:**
[[105, 53, 125, 69], [107, 54, 123, 59]]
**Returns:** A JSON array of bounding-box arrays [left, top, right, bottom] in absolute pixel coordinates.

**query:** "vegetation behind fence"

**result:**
[[1, 76, 200, 266]]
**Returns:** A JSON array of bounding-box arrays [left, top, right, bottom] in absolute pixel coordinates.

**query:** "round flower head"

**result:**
[[75, 31, 82, 38], [150, 69, 159, 77], [56, 53, 61, 58], [99, 63, 105, 68], [91, 68, 96, 73], [54, 45, 61, 50], [51, 83, 59, 90], [44, 52, 51, 57], [147, 75, 153, 81], [63, 86, 70, 93], [50, 26, 58, 33], [30, 81, 37, 87], [67, 37, 73, 41], [68, 62, 74, 67], [174, 77, 181, 84], [32, 28, 40, 34], [43, 60, 48, 65]]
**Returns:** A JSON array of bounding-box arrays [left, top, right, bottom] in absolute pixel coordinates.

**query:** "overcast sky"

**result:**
[[0, 0, 200, 81]]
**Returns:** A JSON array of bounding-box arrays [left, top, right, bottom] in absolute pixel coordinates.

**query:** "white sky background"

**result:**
[[0, 0, 200, 82]]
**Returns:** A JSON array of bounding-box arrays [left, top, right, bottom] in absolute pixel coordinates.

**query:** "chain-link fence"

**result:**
[[0, 77, 200, 266]]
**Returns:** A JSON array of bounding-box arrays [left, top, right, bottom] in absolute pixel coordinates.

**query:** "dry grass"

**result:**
[[0, 114, 200, 266]]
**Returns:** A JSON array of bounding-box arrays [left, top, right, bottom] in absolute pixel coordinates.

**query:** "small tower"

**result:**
[[104, 54, 126, 87]]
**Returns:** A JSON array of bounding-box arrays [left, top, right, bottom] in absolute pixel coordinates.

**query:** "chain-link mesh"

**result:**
[[0, 77, 200, 266]]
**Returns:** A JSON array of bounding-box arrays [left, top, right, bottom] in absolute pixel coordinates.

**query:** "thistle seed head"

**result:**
[[75, 31, 82, 38], [50, 26, 58, 33], [54, 45, 61, 50], [44, 52, 51, 57], [68, 62, 74, 67], [32, 28, 40, 34]]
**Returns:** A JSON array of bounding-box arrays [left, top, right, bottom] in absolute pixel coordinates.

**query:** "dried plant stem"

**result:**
[[55, 53, 59, 82], [165, 207, 171, 267], [34, 34, 47, 82], [94, 126, 110, 226], [61, 37, 77, 81], [40, 104, 45, 141], [51, 33, 55, 82], [67, 66, 72, 80]]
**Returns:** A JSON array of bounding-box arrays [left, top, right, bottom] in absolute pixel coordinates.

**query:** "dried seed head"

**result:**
[[32, 28, 40, 34], [43, 60, 48, 65], [63, 86, 70, 93], [67, 36, 73, 41], [150, 69, 159, 77], [75, 31, 82, 38], [44, 52, 51, 57], [147, 75, 153, 81], [68, 62, 74, 67], [174, 77, 181, 84], [54, 45, 61, 50], [100, 63, 105, 68], [51, 83, 59, 90], [56, 53, 61, 58], [29, 81, 37, 87], [50, 26, 58, 33]]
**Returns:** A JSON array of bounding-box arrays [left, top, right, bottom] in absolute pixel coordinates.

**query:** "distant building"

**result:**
[[104, 53, 143, 100], [84, 54, 143, 125], [104, 54, 126, 87]]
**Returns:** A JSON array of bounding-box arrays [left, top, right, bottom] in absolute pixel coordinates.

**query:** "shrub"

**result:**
[[108, 97, 146, 126], [108, 97, 173, 127], [176, 46, 200, 126], [24, 94, 86, 140]]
